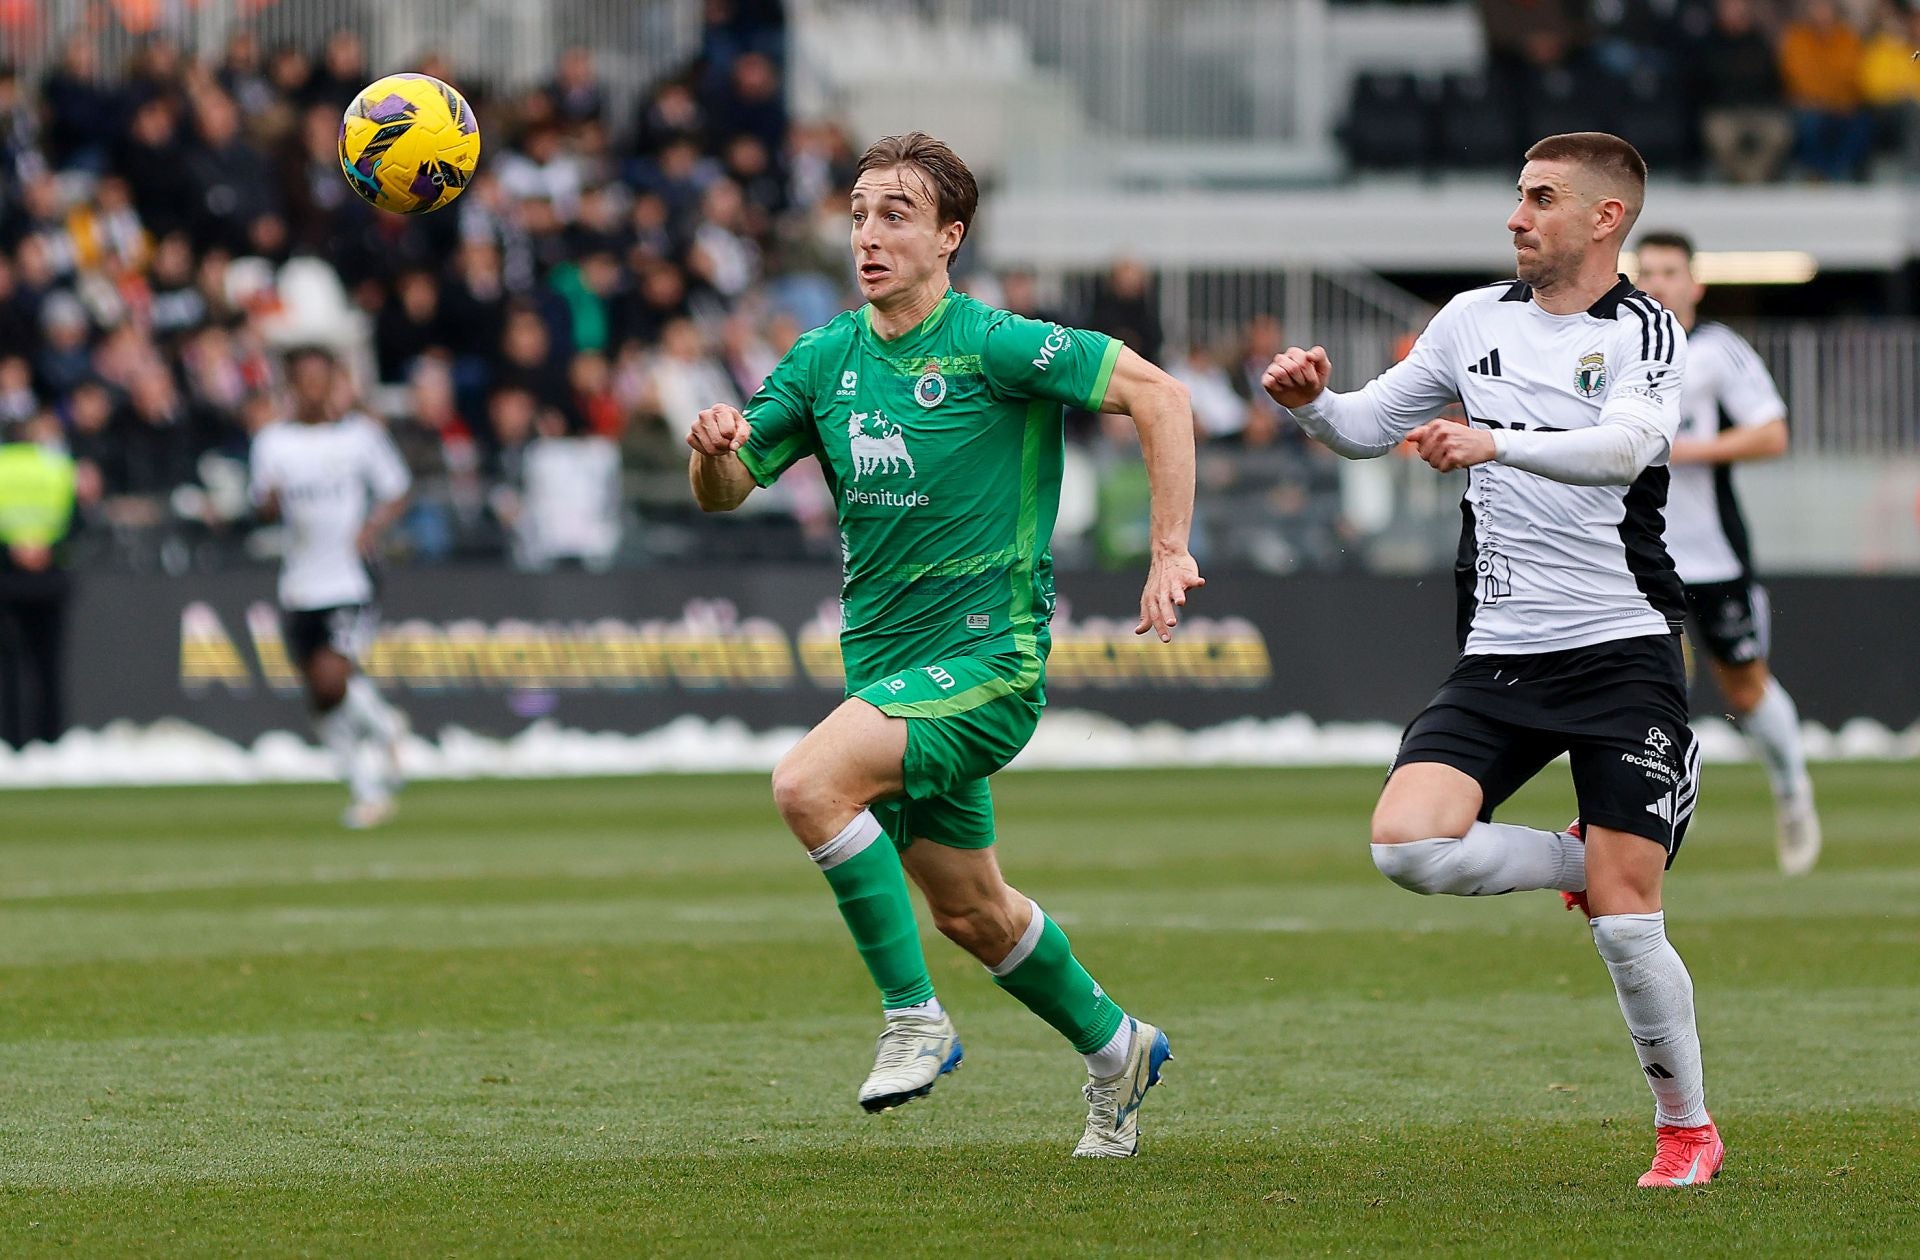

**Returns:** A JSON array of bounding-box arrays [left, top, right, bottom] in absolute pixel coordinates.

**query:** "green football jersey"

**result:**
[[736, 289, 1121, 695]]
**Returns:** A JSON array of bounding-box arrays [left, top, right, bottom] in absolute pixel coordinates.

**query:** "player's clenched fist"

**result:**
[[1260, 346, 1333, 409], [686, 403, 752, 456]]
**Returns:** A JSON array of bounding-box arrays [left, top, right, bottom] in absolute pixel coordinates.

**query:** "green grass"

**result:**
[[1, 764, 1917, 1257]]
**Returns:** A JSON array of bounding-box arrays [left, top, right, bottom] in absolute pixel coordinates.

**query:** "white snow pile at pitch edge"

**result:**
[[0, 712, 1916, 788]]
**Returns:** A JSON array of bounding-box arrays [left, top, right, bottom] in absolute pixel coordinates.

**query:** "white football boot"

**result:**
[[858, 1011, 962, 1113], [1073, 1018, 1172, 1158]]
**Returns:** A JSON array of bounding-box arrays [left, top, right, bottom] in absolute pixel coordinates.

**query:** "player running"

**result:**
[[251, 346, 412, 829], [1263, 133, 1723, 1188], [686, 132, 1203, 1157], [1634, 231, 1821, 874]]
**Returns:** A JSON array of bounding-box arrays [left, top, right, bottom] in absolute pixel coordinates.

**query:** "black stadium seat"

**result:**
[[1342, 71, 1433, 171], [1436, 72, 1514, 169], [1609, 67, 1693, 172]]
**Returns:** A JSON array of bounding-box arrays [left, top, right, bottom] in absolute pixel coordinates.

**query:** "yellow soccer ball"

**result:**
[[339, 73, 481, 215]]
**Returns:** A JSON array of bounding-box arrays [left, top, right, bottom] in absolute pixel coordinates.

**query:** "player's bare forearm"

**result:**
[[1669, 418, 1787, 466], [1098, 346, 1205, 640], [688, 451, 756, 512], [358, 495, 408, 554], [686, 403, 759, 512]]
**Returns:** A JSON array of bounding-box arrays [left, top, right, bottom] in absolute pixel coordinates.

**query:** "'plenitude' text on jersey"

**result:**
[[1365, 277, 1688, 654], [736, 290, 1120, 693], [249, 414, 411, 611], [1664, 321, 1785, 585]]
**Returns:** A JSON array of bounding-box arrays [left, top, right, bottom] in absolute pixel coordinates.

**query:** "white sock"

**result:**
[[1592, 912, 1708, 1128], [884, 997, 946, 1022], [1371, 822, 1586, 896], [1735, 678, 1810, 800], [342, 675, 401, 744], [318, 707, 386, 804], [1084, 1019, 1133, 1078]]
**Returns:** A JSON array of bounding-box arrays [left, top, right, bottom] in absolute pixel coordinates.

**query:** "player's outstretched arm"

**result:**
[[1263, 344, 1451, 460], [686, 403, 758, 512], [1096, 346, 1204, 642]]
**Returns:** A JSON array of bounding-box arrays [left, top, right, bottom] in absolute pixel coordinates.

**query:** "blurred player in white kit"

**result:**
[[250, 346, 411, 828], [1634, 231, 1821, 874]]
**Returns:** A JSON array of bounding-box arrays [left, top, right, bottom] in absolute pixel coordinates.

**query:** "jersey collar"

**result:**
[[859, 289, 955, 346], [1499, 274, 1638, 319]]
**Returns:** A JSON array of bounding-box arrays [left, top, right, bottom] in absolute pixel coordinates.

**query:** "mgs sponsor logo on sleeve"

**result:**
[[1030, 325, 1072, 371]]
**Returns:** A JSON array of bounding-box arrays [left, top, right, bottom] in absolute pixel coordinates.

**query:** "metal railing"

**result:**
[[1741, 321, 1920, 457]]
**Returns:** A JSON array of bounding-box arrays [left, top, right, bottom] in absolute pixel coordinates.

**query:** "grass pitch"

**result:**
[[1, 763, 1916, 1257]]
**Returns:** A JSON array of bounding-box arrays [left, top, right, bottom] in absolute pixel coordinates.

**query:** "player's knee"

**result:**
[[305, 660, 348, 711], [1722, 674, 1767, 714], [1370, 835, 1487, 896], [1589, 910, 1664, 964], [769, 754, 815, 827]]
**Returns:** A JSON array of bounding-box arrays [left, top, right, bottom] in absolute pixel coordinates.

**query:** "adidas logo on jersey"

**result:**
[[1466, 348, 1503, 377]]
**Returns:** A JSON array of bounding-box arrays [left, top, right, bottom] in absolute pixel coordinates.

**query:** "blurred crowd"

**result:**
[[1475, 0, 1920, 181], [0, 5, 1388, 578]]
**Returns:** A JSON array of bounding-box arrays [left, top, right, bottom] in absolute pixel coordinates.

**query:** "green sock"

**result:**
[[812, 812, 935, 1010], [990, 902, 1125, 1054]]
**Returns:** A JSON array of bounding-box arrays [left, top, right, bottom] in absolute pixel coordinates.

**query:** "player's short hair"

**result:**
[[283, 344, 337, 370], [1635, 230, 1695, 260], [855, 132, 979, 240], [1524, 132, 1648, 231]]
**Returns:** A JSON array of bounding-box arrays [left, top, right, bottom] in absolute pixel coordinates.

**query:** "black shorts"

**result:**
[[1391, 634, 1701, 864], [1684, 579, 1770, 666], [282, 604, 377, 666]]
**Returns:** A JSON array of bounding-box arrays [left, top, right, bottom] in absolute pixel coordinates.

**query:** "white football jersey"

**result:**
[[250, 413, 411, 610], [1663, 322, 1784, 586], [1312, 277, 1688, 655]]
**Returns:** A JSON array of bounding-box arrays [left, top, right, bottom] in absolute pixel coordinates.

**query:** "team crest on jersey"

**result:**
[[1574, 351, 1607, 398], [848, 409, 916, 478], [913, 360, 947, 409]]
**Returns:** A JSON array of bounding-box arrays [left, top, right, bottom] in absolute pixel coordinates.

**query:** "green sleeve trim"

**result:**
[[1082, 337, 1123, 412], [737, 435, 805, 488]]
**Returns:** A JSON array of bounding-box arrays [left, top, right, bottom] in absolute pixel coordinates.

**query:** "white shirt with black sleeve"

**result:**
[[1662, 321, 1784, 586], [250, 413, 412, 612], [1285, 276, 1687, 655]]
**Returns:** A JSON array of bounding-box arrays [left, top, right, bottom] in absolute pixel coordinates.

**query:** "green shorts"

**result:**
[[850, 654, 1044, 852]]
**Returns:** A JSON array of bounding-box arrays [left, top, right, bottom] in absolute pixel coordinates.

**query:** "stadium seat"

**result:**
[[1342, 72, 1433, 171], [1609, 68, 1694, 173], [1526, 67, 1612, 144], [1435, 73, 1513, 169]]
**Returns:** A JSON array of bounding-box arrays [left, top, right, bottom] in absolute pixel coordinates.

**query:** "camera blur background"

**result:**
[[0, 0, 1915, 770]]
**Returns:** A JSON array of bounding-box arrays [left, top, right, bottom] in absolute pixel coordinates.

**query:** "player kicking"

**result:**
[[251, 346, 412, 829], [686, 132, 1203, 1157], [1634, 231, 1821, 874], [1263, 133, 1723, 1187]]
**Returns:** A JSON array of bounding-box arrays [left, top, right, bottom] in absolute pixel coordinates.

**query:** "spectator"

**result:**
[[184, 87, 281, 254], [1086, 258, 1163, 365], [146, 232, 209, 343], [116, 96, 194, 239], [34, 291, 93, 399], [1699, 0, 1795, 182], [1170, 343, 1254, 444], [0, 355, 35, 425], [708, 52, 788, 157], [0, 63, 42, 182], [108, 364, 201, 502], [376, 269, 450, 385], [304, 28, 367, 110], [0, 410, 78, 748], [632, 79, 707, 158], [1478, 0, 1590, 135], [647, 317, 738, 429], [495, 124, 585, 220], [689, 178, 762, 302], [1778, 0, 1874, 180], [493, 303, 577, 428], [1860, 2, 1920, 170], [548, 46, 606, 130], [41, 36, 120, 172]]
